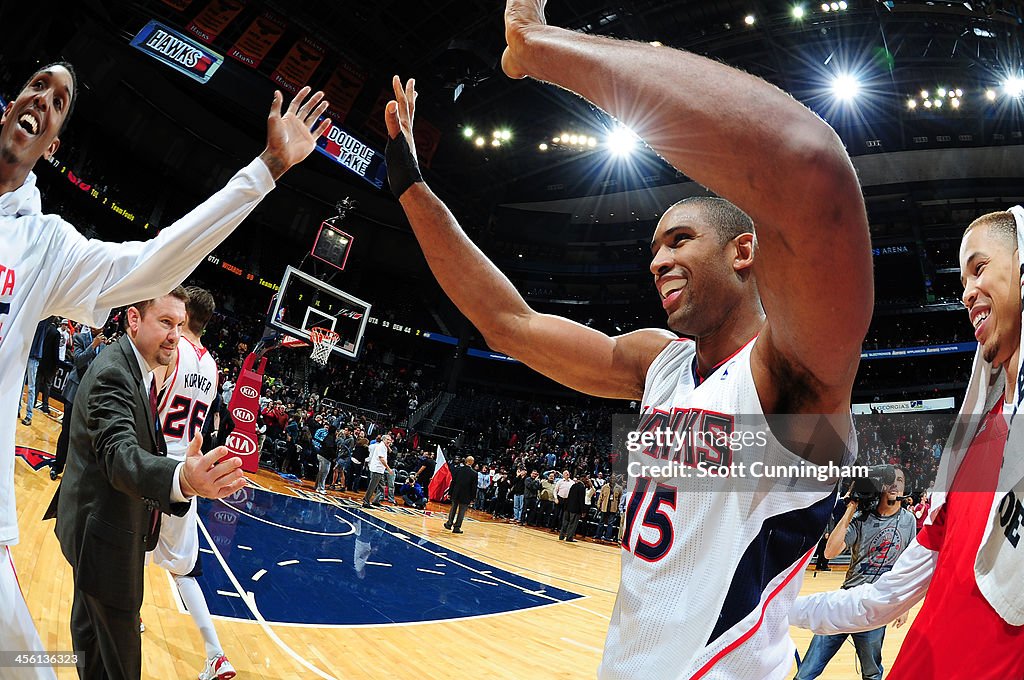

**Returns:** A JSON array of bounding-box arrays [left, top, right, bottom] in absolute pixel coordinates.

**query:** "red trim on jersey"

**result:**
[[688, 546, 814, 680], [157, 349, 180, 412], [693, 334, 758, 383], [182, 336, 208, 362], [6, 545, 23, 593]]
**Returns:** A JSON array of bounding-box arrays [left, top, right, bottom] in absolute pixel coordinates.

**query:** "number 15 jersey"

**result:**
[[599, 337, 853, 680]]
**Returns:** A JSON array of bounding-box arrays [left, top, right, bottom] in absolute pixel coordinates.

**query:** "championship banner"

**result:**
[[362, 87, 391, 141], [130, 20, 224, 84], [414, 118, 441, 169], [322, 60, 366, 124], [852, 397, 956, 415], [228, 10, 287, 68], [186, 0, 246, 44], [315, 122, 387, 189], [270, 37, 325, 95]]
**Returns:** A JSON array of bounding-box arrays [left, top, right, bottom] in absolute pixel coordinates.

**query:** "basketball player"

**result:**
[[150, 287, 235, 680], [791, 211, 1024, 678], [0, 61, 330, 677], [380, 1, 873, 676]]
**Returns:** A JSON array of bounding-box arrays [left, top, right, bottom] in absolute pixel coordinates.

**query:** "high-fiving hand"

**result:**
[[179, 433, 248, 499], [260, 86, 331, 180], [384, 76, 423, 198]]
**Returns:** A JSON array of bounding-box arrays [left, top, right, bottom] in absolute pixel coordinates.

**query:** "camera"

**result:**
[[848, 464, 897, 518], [102, 309, 124, 340]]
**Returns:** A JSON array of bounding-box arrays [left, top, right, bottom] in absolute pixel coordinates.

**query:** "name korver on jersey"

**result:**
[[183, 372, 213, 395]]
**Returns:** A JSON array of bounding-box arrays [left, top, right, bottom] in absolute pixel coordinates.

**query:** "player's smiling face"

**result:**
[[650, 203, 750, 337], [0, 66, 73, 169], [960, 222, 1021, 369]]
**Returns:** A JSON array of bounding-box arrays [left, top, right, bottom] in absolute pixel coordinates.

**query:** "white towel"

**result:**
[[927, 204, 1024, 625]]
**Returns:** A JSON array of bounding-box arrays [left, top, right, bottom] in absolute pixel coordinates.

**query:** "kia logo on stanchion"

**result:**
[[239, 385, 258, 399], [232, 407, 256, 424], [226, 432, 257, 456]]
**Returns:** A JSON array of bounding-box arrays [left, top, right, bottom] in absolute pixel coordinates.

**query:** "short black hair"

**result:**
[[672, 196, 754, 244], [965, 211, 1016, 244], [17, 61, 79, 135]]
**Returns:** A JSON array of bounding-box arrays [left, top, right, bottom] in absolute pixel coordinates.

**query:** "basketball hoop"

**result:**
[[308, 327, 340, 366]]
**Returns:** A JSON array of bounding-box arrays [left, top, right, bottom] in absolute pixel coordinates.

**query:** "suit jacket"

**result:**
[[49, 335, 188, 612], [449, 465, 478, 505], [565, 481, 586, 514], [65, 329, 99, 403]]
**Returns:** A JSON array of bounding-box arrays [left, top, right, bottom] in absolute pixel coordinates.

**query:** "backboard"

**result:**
[[267, 266, 371, 361]]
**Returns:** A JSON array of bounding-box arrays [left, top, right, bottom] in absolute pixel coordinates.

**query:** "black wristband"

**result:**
[[385, 133, 423, 198]]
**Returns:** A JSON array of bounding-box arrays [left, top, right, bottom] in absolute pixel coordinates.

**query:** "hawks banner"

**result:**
[[130, 20, 224, 84], [322, 60, 367, 124], [185, 0, 246, 44], [229, 10, 287, 68], [270, 37, 325, 95]]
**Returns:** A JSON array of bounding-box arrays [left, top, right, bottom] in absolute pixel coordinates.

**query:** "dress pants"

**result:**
[[71, 587, 141, 680], [447, 502, 469, 530]]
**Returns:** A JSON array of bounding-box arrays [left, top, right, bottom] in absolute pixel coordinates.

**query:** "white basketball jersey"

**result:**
[[150, 336, 218, 575], [157, 336, 218, 461], [599, 338, 854, 680]]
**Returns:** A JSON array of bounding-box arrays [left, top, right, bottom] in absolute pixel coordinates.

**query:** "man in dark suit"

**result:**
[[559, 473, 585, 543], [50, 324, 106, 479], [444, 456, 477, 534], [45, 289, 248, 679], [35, 316, 62, 417]]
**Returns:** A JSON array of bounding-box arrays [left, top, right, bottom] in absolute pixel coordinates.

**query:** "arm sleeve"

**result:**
[[73, 335, 96, 374], [789, 537, 938, 633], [86, 364, 187, 514], [47, 158, 274, 326]]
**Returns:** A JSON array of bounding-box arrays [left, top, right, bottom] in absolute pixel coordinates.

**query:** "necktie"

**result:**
[[147, 377, 161, 541]]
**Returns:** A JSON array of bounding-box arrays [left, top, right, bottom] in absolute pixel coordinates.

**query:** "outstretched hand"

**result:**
[[384, 75, 417, 147], [260, 86, 331, 180], [384, 76, 423, 198], [179, 433, 248, 500], [502, 0, 548, 79]]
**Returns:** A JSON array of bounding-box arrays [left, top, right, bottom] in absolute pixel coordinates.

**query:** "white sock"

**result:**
[[174, 574, 223, 659]]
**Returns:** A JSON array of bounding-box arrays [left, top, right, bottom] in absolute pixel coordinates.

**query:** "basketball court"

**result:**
[[13, 416, 920, 679]]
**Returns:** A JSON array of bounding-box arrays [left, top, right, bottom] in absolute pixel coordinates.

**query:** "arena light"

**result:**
[[821, 2, 829, 10], [1004, 76, 1024, 98], [474, 137, 485, 147], [792, 5, 806, 19], [491, 138, 501, 147], [986, 89, 997, 101], [462, 127, 474, 139], [830, 73, 860, 101], [500, 129, 512, 141], [607, 124, 640, 157], [538, 143, 548, 151], [907, 99, 917, 109], [838, 0, 847, 8], [744, 14, 756, 26]]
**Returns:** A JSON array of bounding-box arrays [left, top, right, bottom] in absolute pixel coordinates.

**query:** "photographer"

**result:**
[[795, 466, 916, 680]]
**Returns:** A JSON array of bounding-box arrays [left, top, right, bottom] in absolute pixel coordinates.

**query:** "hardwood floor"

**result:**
[[12, 412, 919, 678]]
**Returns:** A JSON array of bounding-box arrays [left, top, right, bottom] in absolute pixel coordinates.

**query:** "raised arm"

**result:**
[[47, 88, 330, 327], [501, 0, 872, 398], [385, 78, 673, 400]]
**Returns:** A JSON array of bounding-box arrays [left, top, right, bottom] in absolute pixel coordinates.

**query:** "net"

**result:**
[[308, 327, 340, 366]]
